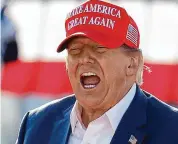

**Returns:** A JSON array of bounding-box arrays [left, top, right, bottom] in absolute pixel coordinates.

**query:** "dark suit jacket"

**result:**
[[16, 86, 178, 144]]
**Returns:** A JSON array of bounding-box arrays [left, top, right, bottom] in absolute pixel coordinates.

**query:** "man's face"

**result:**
[[66, 37, 130, 110]]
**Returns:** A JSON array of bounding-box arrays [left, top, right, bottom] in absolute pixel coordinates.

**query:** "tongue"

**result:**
[[82, 76, 100, 85]]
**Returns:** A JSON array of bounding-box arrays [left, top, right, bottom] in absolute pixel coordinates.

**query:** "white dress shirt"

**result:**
[[68, 83, 136, 144]]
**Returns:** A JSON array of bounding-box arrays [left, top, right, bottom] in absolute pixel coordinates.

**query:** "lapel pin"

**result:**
[[128, 135, 137, 144]]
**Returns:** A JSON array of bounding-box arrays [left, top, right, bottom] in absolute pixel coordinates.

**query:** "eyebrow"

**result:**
[[67, 42, 83, 50], [97, 45, 106, 47]]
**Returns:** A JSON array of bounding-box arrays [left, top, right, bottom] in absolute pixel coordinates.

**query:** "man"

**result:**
[[16, 0, 178, 144]]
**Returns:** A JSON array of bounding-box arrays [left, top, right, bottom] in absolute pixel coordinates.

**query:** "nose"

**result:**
[[78, 47, 95, 65]]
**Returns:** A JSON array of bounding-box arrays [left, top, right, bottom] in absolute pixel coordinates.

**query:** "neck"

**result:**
[[80, 82, 135, 128], [81, 107, 107, 128]]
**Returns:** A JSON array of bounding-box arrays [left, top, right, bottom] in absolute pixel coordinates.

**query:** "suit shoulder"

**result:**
[[145, 92, 178, 124], [147, 95, 178, 114], [143, 92, 178, 140], [28, 95, 76, 119]]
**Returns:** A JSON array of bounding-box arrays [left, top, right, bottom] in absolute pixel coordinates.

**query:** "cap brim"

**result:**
[[57, 32, 90, 53], [57, 31, 124, 53]]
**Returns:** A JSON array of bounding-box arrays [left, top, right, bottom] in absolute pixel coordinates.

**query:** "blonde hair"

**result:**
[[136, 53, 144, 85]]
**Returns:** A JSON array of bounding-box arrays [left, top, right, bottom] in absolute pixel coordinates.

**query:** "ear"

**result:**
[[126, 57, 139, 76]]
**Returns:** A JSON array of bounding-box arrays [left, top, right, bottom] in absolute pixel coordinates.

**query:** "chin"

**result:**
[[76, 92, 104, 107]]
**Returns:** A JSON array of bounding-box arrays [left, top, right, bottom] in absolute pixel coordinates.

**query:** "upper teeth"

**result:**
[[82, 72, 96, 76]]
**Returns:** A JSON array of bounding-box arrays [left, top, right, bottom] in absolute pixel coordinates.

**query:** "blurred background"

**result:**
[[1, 0, 178, 143]]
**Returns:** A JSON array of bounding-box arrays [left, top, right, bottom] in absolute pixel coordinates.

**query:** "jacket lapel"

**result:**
[[111, 86, 148, 144], [49, 105, 73, 144]]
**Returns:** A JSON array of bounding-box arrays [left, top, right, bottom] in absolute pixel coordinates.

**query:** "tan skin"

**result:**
[[66, 36, 139, 127]]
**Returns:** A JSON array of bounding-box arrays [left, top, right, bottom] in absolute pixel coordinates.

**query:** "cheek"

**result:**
[[101, 58, 126, 82], [66, 57, 78, 78]]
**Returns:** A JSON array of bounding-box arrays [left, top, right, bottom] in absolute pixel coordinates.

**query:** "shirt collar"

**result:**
[[70, 101, 84, 133], [106, 83, 136, 131], [70, 83, 136, 133]]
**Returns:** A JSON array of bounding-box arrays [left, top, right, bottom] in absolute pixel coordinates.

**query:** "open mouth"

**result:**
[[80, 72, 101, 89]]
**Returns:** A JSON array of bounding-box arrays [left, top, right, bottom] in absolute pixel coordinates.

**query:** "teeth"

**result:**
[[82, 72, 96, 76], [84, 84, 96, 89]]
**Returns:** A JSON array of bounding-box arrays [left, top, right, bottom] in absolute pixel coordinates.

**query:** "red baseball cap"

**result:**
[[57, 0, 140, 52]]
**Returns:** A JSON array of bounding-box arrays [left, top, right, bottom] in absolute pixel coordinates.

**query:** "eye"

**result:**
[[68, 48, 81, 55], [95, 46, 108, 53], [67, 43, 83, 55]]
